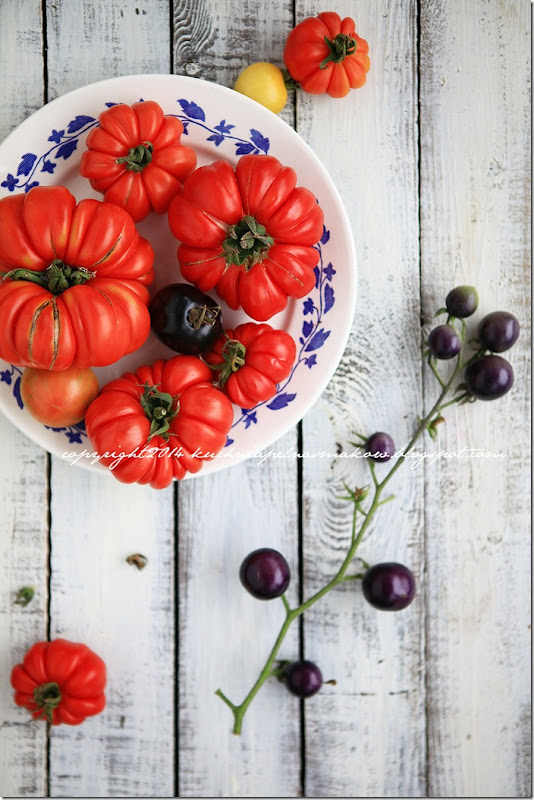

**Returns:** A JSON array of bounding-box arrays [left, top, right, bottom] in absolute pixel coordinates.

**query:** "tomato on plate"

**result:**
[[204, 322, 296, 409], [233, 63, 288, 114], [85, 355, 234, 488], [11, 639, 106, 725], [0, 185, 154, 370], [20, 366, 99, 427], [168, 154, 324, 321], [284, 11, 370, 98], [80, 100, 197, 221]]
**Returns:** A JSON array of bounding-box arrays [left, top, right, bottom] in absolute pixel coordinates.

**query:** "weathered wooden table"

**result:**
[[0, 1, 530, 797]]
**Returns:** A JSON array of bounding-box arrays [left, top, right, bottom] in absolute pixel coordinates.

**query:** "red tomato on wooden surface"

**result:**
[[204, 322, 296, 409], [168, 154, 324, 321], [10, 639, 106, 726], [80, 100, 197, 221], [85, 355, 234, 488], [21, 366, 99, 426], [0, 185, 154, 370], [284, 11, 370, 98]]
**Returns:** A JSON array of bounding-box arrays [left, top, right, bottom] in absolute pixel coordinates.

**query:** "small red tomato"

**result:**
[[11, 639, 106, 725], [204, 322, 296, 409], [21, 366, 99, 427], [284, 11, 370, 98], [80, 100, 197, 221]]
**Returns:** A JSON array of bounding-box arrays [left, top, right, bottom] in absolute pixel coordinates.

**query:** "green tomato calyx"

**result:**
[[116, 140, 154, 172], [33, 681, 62, 723], [138, 382, 179, 441], [320, 33, 358, 69], [0, 260, 96, 294], [222, 215, 274, 270]]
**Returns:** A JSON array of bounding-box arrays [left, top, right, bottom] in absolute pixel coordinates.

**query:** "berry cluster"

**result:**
[[216, 286, 520, 735]]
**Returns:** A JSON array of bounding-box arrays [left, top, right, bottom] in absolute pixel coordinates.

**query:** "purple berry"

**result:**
[[428, 325, 461, 359], [445, 285, 479, 318], [478, 311, 520, 353], [240, 548, 290, 600], [465, 355, 514, 400], [364, 432, 395, 463], [285, 660, 323, 698], [362, 562, 416, 611]]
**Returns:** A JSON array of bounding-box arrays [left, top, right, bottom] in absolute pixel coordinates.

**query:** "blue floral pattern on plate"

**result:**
[[0, 96, 335, 445]]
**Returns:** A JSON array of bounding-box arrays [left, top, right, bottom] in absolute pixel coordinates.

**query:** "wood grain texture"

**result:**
[[0, 3, 48, 798], [46, 0, 171, 100], [297, 0, 426, 796], [48, 461, 175, 798], [173, 3, 302, 793], [44, 1, 176, 796], [0, 0, 44, 138], [420, 1, 531, 796]]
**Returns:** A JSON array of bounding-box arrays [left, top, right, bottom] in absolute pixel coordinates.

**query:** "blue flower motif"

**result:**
[[0, 370, 12, 385], [305, 328, 331, 352], [67, 431, 83, 444], [324, 283, 335, 313], [1, 173, 18, 191], [41, 159, 56, 174], [249, 129, 269, 154], [324, 263, 336, 281], [215, 120, 235, 134], [302, 320, 314, 338], [56, 140, 78, 160], [17, 153, 37, 177], [48, 129, 64, 144], [235, 142, 256, 156], [243, 411, 257, 429], [178, 99, 205, 121], [303, 298, 315, 315], [320, 226, 331, 245], [304, 355, 317, 369], [266, 393, 296, 410], [207, 133, 225, 147]]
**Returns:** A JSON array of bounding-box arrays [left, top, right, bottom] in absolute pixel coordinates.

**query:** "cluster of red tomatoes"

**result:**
[[0, 97, 325, 489]]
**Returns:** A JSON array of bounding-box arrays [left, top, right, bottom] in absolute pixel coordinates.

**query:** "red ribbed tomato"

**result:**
[[85, 355, 234, 488], [0, 185, 154, 370], [11, 639, 106, 726], [80, 100, 197, 221], [168, 154, 324, 321], [284, 12, 370, 98], [204, 322, 296, 409]]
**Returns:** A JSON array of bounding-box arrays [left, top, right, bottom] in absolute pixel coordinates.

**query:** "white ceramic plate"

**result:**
[[0, 74, 357, 478]]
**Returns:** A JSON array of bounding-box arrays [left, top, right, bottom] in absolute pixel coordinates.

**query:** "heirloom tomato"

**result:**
[[284, 11, 370, 98], [11, 639, 106, 725], [168, 154, 324, 321], [0, 186, 154, 370], [85, 355, 234, 488], [80, 100, 196, 221], [204, 322, 296, 409], [21, 366, 99, 426]]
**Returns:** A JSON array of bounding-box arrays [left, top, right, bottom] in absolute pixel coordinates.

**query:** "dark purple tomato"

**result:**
[[284, 660, 323, 698], [149, 283, 223, 355], [364, 432, 395, 463], [428, 325, 461, 359], [362, 562, 416, 611], [445, 285, 479, 318], [239, 548, 290, 600], [465, 355, 514, 400], [478, 311, 520, 353]]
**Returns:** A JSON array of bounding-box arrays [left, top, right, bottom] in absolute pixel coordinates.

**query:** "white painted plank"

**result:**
[[45, 1, 176, 796], [0, 3, 48, 798], [420, 1, 531, 796], [48, 462, 175, 798], [173, 1, 302, 795], [46, 0, 171, 101], [0, 0, 44, 139], [297, 1, 426, 796]]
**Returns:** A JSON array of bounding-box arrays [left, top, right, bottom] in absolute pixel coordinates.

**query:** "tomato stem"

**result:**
[[138, 382, 179, 441], [187, 304, 221, 330], [320, 33, 358, 69], [222, 215, 274, 269], [116, 140, 154, 172], [211, 336, 247, 388], [0, 260, 95, 294], [33, 681, 62, 724]]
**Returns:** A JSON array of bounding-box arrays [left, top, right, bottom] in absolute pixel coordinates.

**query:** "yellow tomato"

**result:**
[[233, 62, 288, 114]]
